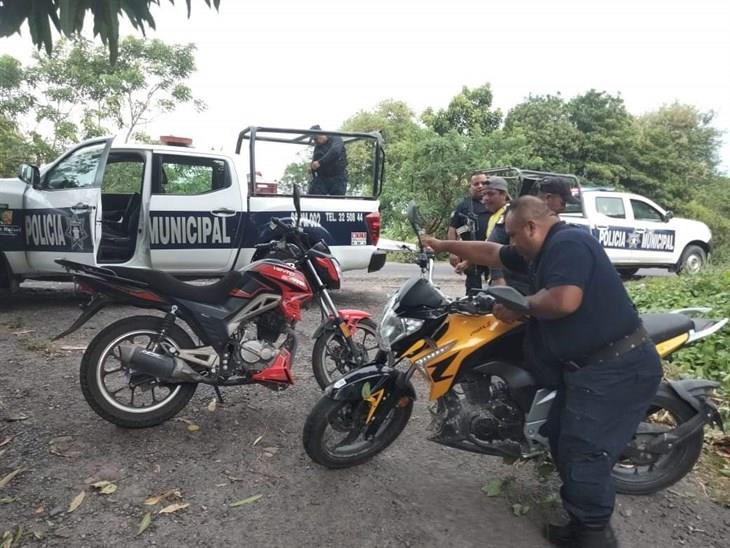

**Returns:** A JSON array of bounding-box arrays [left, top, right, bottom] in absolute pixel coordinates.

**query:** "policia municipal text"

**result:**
[[422, 196, 662, 548]]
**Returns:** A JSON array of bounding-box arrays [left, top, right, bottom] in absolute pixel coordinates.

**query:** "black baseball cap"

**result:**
[[539, 177, 579, 204]]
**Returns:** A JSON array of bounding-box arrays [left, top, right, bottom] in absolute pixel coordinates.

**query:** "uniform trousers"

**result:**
[[542, 341, 662, 528]]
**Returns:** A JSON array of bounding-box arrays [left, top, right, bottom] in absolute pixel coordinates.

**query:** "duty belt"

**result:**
[[564, 324, 650, 371]]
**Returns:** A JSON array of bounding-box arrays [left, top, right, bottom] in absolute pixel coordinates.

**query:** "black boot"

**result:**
[[544, 521, 577, 546], [572, 523, 618, 548]]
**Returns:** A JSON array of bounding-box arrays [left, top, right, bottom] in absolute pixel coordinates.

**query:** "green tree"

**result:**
[[422, 83, 502, 137], [27, 36, 204, 147], [0, 0, 220, 63], [503, 93, 581, 171]]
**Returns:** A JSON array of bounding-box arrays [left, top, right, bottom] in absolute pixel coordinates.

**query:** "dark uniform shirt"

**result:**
[[488, 217, 530, 295], [313, 135, 347, 179], [499, 222, 640, 366], [449, 197, 490, 242]]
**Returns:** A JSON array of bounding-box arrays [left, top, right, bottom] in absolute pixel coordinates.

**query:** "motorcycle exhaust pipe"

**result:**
[[119, 346, 204, 383]]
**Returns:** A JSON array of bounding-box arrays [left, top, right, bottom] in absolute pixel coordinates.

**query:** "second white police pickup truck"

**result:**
[[485, 168, 713, 277], [0, 127, 387, 291]]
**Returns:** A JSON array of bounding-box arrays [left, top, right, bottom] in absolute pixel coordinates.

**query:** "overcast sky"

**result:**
[[2, 0, 729, 173]]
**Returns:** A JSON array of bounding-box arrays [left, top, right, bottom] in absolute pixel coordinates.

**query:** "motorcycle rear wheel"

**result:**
[[612, 393, 704, 495], [80, 316, 198, 429], [303, 396, 412, 469]]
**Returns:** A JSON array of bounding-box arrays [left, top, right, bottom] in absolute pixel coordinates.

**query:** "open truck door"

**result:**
[[21, 137, 113, 274]]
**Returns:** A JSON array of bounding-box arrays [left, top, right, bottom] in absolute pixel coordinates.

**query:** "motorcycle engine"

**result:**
[[432, 381, 524, 445], [234, 322, 286, 372]]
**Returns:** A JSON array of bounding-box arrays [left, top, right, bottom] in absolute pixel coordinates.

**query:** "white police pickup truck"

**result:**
[[483, 168, 712, 277], [565, 188, 711, 276], [0, 127, 386, 291]]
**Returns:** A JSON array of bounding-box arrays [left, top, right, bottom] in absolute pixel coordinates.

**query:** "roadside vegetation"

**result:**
[[627, 268, 730, 504]]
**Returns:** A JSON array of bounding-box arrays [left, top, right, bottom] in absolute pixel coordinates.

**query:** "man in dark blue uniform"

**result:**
[[423, 196, 662, 548], [447, 171, 490, 294], [539, 176, 579, 214], [308, 125, 348, 196]]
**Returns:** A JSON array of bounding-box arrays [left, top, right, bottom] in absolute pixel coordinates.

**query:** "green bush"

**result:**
[[678, 201, 730, 264], [627, 268, 730, 417]]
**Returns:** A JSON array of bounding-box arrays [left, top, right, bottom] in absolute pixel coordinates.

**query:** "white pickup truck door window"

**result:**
[[591, 195, 634, 263], [148, 153, 243, 273], [23, 138, 113, 273], [629, 198, 676, 264]]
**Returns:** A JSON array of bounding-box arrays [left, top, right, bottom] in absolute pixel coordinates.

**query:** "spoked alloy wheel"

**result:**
[[302, 395, 412, 469], [312, 318, 379, 389], [612, 394, 703, 495], [80, 316, 197, 428]]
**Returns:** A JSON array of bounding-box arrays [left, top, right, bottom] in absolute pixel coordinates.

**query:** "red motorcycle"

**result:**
[[55, 188, 379, 428]]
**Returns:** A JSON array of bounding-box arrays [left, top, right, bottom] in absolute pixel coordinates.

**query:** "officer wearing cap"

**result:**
[[447, 171, 491, 294], [539, 176, 579, 214], [483, 177, 530, 294], [422, 196, 662, 548], [308, 125, 348, 195]]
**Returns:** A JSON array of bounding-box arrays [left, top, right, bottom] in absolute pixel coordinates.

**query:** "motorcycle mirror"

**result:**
[[406, 202, 424, 249], [292, 184, 302, 227], [486, 285, 530, 314]]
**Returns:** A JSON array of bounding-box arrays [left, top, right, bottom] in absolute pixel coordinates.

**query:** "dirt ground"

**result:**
[[1, 270, 729, 548]]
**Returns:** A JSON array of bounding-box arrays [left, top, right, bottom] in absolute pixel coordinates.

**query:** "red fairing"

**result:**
[[250, 349, 294, 385], [314, 256, 341, 289], [338, 309, 372, 331], [253, 261, 313, 321]]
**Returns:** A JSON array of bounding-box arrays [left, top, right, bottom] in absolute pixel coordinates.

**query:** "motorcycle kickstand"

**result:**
[[213, 386, 225, 404]]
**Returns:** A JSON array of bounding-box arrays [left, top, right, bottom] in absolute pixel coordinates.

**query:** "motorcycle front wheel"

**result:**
[[612, 393, 704, 495], [80, 316, 198, 429], [311, 318, 380, 389], [303, 396, 413, 469]]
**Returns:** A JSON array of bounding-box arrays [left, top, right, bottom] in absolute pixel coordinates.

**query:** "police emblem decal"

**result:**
[[65, 212, 89, 250]]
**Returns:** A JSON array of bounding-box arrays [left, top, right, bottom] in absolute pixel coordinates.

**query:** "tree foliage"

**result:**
[[422, 84, 502, 137], [0, 0, 220, 63], [0, 36, 203, 176]]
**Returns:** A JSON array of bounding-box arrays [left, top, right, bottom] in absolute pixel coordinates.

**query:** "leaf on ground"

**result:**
[[3, 414, 28, 423], [186, 424, 200, 433], [252, 435, 263, 447], [159, 502, 189, 514], [481, 478, 506, 497], [136, 512, 152, 536], [0, 468, 25, 489], [12, 329, 34, 335], [0, 437, 13, 448], [207, 398, 217, 412], [59, 345, 86, 351], [144, 489, 181, 506], [229, 494, 262, 507], [0, 497, 17, 504], [91, 481, 117, 495], [511, 503, 530, 516], [68, 491, 85, 512]]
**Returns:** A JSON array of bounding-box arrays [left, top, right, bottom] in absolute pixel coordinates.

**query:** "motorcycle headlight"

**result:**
[[379, 295, 424, 350]]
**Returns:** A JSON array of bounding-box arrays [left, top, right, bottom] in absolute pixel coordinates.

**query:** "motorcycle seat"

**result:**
[[106, 266, 244, 305], [640, 313, 694, 344]]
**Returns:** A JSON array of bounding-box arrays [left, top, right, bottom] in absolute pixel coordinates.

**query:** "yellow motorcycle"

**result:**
[[302, 205, 726, 495]]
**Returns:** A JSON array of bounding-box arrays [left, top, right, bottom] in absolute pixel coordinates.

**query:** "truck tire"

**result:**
[[677, 245, 706, 275], [616, 267, 639, 280]]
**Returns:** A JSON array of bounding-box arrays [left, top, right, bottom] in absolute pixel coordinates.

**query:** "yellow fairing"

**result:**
[[404, 314, 519, 400], [655, 332, 689, 358]]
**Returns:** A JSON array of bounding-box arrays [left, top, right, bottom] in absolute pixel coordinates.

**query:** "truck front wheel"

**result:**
[[678, 245, 706, 275]]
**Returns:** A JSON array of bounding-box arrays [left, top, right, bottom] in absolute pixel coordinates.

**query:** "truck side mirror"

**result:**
[[663, 210, 674, 222], [18, 164, 40, 187]]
